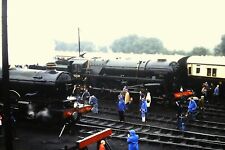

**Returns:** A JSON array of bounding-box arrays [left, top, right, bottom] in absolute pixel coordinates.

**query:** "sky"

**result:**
[[1, 0, 225, 64]]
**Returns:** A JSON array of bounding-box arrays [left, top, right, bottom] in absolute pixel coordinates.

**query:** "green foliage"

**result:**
[[110, 34, 166, 54], [169, 50, 187, 55], [54, 40, 96, 52], [98, 46, 108, 53], [214, 34, 225, 56], [189, 47, 211, 56]]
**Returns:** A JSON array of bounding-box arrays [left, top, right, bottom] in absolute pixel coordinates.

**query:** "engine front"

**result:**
[[6, 67, 73, 99]]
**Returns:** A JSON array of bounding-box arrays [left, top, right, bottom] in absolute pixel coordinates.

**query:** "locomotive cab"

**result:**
[[69, 58, 89, 79]]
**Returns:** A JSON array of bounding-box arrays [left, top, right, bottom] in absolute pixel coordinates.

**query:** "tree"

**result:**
[[110, 34, 166, 54], [189, 47, 210, 56], [98, 46, 108, 53], [54, 40, 96, 52], [214, 34, 225, 56], [170, 50, 187, 55]]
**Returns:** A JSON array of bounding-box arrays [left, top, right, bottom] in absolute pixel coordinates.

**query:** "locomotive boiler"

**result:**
[[0, 64, 72, 99]]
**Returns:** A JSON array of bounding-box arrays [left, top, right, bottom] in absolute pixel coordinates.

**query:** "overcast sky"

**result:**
[[2, 0, 225, 64]]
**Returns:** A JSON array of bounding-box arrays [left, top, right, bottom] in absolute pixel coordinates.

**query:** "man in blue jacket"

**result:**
[[118, 94, 126, 122], [89, 95, 98, 114], [127, 130, 139, 150], [213, 85, 219, 104], [187, 97, 197, 120]]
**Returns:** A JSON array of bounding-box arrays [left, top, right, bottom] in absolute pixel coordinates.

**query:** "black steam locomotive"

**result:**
[[23, 54, 225, 105], [0, 63, 73, 100], [54, 55, 184, 102], [0, 64, 91, 123]]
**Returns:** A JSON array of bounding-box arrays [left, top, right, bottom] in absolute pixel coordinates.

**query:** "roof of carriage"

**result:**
[[187, 56, 225, 65]]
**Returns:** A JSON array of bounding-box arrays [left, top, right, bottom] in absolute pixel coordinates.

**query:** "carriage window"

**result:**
[[207, 68, 211, 76], [188, 67, 192, 75], [196, 68, 200, 74], [212, 68, 217, 77]]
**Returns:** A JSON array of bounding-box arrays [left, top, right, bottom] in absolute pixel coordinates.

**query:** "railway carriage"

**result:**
[[186, 56, 225, 97], [187, 56, 225, 80]]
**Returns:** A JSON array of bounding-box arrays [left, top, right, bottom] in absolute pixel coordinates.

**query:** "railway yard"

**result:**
[[2, 0, 225, 149], [1, 55, 225, 149], [1, 96, 225, 150]]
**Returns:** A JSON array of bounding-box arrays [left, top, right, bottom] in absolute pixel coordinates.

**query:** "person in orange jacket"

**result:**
[[99, 140, 106, 150]]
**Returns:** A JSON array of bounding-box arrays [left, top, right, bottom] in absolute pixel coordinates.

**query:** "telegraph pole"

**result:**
[[78, 28, 81, 57], [2, 0, 14, 149]]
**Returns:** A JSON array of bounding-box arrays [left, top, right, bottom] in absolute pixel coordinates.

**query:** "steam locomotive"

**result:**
[[54, 55, 184, 102], [0, 64, 92, 124], [12, 53, 224, 107], [54, 54, 225, 102]]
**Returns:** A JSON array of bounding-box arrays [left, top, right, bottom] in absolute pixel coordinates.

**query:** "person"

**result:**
[[175, 101, 183, 129], [146, 92, 151, 114], [121, 86, 128, 98], [213, 85, 219, 104], [72, 85, 78, 96], [81, 88, 90, 105], [127, 130, 139, 150], [72, 84, 82, 101], [99, 140, 106, 150], [139, 91, 144, 107], [187, 97, 198, 121], [140, 94, 147, 122], [177, 114, 186, 131], [139, 91, 143, 100], [201, 82, 208, 103], [198, 96, 205, 118], [117, 94, 126, 122], [123, 86, 128, 91], [89, 95, 98, 114], [124, 89, 131, 106], [175, 101, 183, 118]]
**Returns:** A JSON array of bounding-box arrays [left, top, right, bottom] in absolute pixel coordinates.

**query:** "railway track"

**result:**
[[205, 103, 225, 111], [78, 115, 225, 150], [96, 106, 225, 136], [183, 104, 225, 120]]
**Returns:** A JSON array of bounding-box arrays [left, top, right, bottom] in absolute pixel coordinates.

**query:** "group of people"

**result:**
[[98, 129, 139, 150], [117, 86, 151, 149], [175, 81, 222, 131], [201, 82, 221, 104], [175, 95, 199, 131], [72, 85, 99, 114], [117, 86, 151, 123]]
